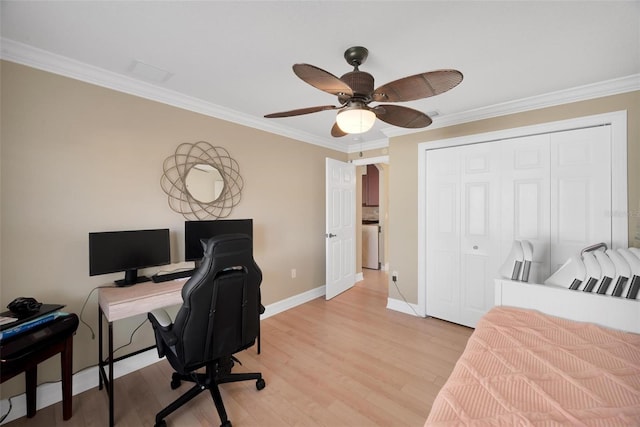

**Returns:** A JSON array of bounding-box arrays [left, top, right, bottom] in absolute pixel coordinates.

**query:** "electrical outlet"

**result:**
[[392, 271, 398, 282], [291, 268, 297, 279]]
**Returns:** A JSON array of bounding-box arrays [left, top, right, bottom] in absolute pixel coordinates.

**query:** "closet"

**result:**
[[425, 125, 613, 327]]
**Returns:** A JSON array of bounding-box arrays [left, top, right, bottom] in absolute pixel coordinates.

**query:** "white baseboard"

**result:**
[[261, 285, 325, 319], [0, 286, 326, 424], [355, 272, 364, 282], [386, 297, 424, 317]]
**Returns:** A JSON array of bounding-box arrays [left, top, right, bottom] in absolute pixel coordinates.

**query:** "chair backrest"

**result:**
[[172, 234, 262, 369]]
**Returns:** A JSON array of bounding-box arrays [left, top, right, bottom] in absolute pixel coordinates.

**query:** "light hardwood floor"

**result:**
[[5, 270, 472, 427]]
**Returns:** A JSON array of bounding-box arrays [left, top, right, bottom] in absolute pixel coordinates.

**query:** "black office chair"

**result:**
[[147, 234, 265, 427]]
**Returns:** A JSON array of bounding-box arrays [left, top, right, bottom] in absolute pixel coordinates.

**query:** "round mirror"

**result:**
[[185, 164, 225, 203]]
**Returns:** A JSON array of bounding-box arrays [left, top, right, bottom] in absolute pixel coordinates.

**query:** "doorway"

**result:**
[[353, 156, 389, 277]]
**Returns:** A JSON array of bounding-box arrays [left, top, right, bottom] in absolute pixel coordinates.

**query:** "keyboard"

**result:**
[[151, 269, 194, 283]]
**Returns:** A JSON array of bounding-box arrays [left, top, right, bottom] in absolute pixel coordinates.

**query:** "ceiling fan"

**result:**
[[265, 46, 463, 137]]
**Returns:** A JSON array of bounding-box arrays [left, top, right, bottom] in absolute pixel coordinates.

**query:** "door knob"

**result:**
[[326, 233, 337, 238]]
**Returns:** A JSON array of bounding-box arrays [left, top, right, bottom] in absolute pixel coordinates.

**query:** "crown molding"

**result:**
[[382, 73, 640, 138], [3, 38, 638, 153], [0, 38, 346, 152]]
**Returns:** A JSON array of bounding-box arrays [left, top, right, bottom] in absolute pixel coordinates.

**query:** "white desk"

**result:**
[[99, 279, 185, 322], [98, 279, 186, 427]]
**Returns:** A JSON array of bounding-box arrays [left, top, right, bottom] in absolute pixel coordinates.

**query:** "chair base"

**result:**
[[155, 357, 265, 427]]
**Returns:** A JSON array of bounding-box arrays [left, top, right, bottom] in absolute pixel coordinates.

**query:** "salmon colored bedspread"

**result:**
[[425, 306, 640, 426]]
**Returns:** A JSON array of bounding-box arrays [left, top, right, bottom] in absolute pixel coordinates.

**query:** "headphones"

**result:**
[[7, 297, 42, 316]]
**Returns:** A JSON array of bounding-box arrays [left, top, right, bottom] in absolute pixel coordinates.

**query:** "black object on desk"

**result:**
[[0, 313, 79, 420], [151, 269, 193, 283], [1, 304, 65, 332]]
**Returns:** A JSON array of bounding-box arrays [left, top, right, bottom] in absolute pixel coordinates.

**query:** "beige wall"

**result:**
[[0, 61, 346, 396], [388, 91, 640, 303]]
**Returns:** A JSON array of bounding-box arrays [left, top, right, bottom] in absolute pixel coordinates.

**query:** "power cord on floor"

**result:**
[[0, 398, 12, 423], [391, 274, 422, 318], [0, 379, 64, 423]]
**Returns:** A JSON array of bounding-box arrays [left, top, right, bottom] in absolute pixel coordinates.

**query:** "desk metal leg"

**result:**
[[98, 306, 115, 427], [108, 321, 114, 427], [98, 308, 103, 390]]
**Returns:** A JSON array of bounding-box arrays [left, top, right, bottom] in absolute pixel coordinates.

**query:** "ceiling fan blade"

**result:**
[[293, 64, 354, 97], [331, 122, 347, 137], [264, 105, 339, 118], [373, 105, 432, 128], [372, 69, 463, 102]]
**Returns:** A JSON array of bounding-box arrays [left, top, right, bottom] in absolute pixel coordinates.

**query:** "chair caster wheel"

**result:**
[[155, 420, 167, 427], [256, 378, 266, 390], [170, 373, 181, 389]]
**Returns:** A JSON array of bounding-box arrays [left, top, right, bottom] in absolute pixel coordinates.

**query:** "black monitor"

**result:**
[[185, 219, 253, 263], [89, 228, 171, 286]]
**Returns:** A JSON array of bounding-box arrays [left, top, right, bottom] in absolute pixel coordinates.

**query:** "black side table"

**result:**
[[0, 313, 79, 420]]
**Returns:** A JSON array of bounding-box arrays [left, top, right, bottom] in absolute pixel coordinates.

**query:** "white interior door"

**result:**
[[325, 158, 356, 300]]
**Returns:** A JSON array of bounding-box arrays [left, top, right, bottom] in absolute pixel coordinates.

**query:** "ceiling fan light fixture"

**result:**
[[336, 107, 376, 134], [264, 46, 463, 138]]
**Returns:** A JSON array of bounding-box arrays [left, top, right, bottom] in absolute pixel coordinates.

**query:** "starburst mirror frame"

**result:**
[[161, 141, 243, 220]]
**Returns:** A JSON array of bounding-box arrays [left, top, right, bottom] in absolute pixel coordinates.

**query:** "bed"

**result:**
[[425, 305, 640, 425]]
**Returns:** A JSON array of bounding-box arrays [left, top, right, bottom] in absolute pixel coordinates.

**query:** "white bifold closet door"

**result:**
[[549, 126, 612, 273], [425, 143, 502, 327], [426, 126, 611, 327]]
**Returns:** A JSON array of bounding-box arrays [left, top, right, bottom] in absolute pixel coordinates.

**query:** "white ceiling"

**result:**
[[1, 1, 639, 152]]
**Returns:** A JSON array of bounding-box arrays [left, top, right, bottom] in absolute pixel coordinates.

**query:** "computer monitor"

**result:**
[[89, 228, 171, 286], [184, 219, 253, 263]]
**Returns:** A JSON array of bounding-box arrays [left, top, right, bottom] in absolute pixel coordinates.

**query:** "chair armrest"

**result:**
[[147, 309, 177, 355], [149, 309, 173, 328]]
